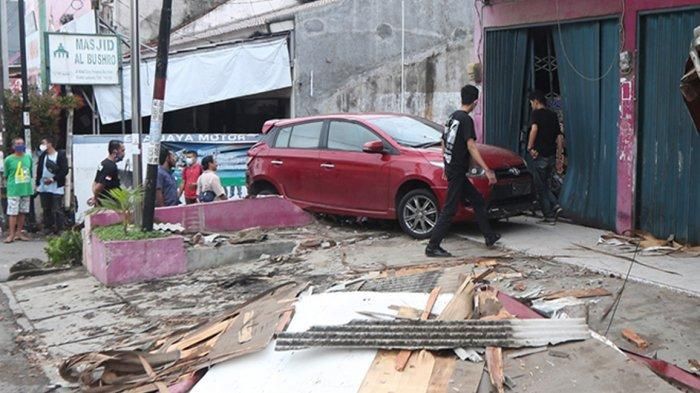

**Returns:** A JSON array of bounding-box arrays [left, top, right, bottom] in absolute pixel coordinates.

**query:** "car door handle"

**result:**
[[271, 160, 283, 166], [320, 163, 335, 169]]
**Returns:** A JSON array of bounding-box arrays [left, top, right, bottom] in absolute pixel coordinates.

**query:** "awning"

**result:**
[[94, 37, 291, 124]]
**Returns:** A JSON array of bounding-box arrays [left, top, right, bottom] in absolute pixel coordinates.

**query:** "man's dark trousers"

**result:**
[[40, 193, 65, 232], [428, 170, 493, 247], [529, 155, 558, 218]]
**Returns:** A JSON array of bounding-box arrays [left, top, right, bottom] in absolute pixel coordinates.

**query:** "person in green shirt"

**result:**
[[4, 137, 33, 243]]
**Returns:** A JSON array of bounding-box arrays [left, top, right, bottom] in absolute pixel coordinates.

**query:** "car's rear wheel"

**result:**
[[252, 183, 279, 196], [398, 189, 439, 239]]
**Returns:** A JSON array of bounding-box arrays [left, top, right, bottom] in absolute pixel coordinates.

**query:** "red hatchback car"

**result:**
[[247, 114, 535, 239]]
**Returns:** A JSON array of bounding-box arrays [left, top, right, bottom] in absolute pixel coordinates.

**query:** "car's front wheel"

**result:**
[[398, 189, 439, 239]]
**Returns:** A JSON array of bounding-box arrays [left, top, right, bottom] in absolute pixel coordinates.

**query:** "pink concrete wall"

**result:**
[[85, 233, 187, 286], [153, 197, 313, 233], [475, 0, 700, 234]]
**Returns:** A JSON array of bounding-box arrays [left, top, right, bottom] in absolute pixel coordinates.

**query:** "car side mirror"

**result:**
[[363, 140, 385, 154]]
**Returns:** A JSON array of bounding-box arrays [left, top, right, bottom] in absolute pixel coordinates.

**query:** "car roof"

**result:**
[[265, 113, 408, 130]]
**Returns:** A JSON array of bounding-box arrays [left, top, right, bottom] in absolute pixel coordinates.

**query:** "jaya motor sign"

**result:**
[[46, 33, 119, 85]]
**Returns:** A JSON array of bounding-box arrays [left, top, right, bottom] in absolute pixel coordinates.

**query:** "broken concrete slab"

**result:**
[[187, 240, 296, 271], [503, 339, 678, 392]]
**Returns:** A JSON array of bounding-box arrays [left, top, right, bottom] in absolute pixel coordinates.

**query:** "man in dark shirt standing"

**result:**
[[527, 91, 564, 223], [90, 140, 125, 206], [156, 148, 179, 207], [426, 85, 500, 258]]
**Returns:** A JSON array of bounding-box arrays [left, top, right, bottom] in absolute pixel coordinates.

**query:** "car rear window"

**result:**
[[327, 121, 379, 152], [288, 122, 323, 149], [274, 126, 292, 148], [368, 116, 442, 148]]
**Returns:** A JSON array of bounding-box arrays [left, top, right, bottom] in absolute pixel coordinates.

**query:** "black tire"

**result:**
[[253, 184, 278, 196], [397, 189, 439, 239]]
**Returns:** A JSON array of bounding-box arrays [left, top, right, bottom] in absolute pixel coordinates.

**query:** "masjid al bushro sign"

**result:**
[[46, 33, 120, 85]]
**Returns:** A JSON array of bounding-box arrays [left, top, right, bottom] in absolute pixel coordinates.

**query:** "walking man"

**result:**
[[526, 91, 563, 223], [36, 137, 68, 234], [4, 138, 33, 243], [156, 148, 179, 207], [196, 155, 227, 202], [89, 140, 125, 206], [425, 85, 500, 257], [179, 150, 202, 205]]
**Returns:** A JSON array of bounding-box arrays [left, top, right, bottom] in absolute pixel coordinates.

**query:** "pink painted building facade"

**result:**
[[473, 0, 700, 243]]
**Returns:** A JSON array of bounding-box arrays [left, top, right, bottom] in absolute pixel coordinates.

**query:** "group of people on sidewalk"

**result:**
[[425, 85, 564, 257], [90, 140, 228, 208], [3, 136, 69, 243]]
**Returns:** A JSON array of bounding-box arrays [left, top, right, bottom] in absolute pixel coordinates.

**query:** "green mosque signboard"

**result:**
[[46, 33, 120, 85]]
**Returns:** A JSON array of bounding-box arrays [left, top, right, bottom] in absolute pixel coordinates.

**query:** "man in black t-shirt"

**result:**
[[426, 85, 501, 258], [527, 91, 564, 223], [89, 140, 125, 206]]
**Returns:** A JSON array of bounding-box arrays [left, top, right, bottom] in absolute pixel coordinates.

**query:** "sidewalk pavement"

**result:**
[[0, 239, 49, 282], [457, 215, 700, 296]]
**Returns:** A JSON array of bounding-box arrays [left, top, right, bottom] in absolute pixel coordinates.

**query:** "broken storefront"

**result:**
[[477, 0, 700, 244]]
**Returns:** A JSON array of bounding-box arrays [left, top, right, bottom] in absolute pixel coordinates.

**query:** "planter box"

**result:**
[[82, 213, 187, 286], [83, 231, 187, 286], [81, 197, 311, 285]]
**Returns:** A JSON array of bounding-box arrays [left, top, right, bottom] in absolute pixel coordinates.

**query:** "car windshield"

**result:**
[[368, 116, 442, 148]]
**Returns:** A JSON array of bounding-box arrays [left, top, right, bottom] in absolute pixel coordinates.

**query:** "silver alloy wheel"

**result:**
[[402, 194, 438, 235]]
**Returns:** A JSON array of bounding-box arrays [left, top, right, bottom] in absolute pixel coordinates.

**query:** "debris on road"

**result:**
[[622, 328, 650, 349], [59, 282, 306, 392]]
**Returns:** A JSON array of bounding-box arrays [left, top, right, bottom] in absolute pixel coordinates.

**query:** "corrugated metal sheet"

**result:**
[[554, 19, 619, 229], [484, 28, 529, 151], [276, 318, 589, 350], [639, 10, 700, 245]]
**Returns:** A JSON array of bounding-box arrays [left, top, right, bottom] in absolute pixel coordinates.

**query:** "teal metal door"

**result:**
[[553, 19, 619, 230], [639, 10, 700, 244]]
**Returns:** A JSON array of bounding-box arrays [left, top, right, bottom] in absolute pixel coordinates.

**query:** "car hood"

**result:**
[[418, 144, 525, 169]]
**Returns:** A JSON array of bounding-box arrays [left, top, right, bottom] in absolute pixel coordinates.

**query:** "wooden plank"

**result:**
[[426, 355, 457, 393], [437, 277, 475, 321], [622, 328, 649, 349], [395, 287, 441, 371], [479, 287, 508, 393], [485, 347, 505, 393], [542, 287, 612, 300]]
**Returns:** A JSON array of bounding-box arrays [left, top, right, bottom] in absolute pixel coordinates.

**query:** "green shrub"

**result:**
[[93, 224, 169, 242], [45, 230, 83, 267]]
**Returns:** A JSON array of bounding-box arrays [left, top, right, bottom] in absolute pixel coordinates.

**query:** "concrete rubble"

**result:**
[[0, 217, 699, 392]]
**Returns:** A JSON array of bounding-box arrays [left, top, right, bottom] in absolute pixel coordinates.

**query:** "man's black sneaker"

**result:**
[[541, 217, 556, 225], [485, 233, 501, 248], [553, 205, 563, 221], [425, 245, 453, 258]]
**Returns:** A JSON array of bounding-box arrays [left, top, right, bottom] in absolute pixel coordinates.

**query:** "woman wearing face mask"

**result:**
[[35, 137, 69, 235], [178, 150, 202, 205]]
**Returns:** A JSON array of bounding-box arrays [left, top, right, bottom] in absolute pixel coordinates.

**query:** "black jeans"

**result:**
[[428, 170, 493, 247], [40, 193, 65, 232], [529, 155, 558, 218]]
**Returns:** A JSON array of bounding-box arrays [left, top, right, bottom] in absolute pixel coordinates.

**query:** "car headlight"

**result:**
[[429, 161, 444, 168], [468, 166, 486, 177]]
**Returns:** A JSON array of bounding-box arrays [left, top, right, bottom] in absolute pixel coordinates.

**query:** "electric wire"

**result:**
[[555, 0, 625, 82], [603, 242, 640, 337]]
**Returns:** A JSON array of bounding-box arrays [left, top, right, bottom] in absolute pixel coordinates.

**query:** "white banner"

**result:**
[[94, 37, 292, 124], [46, 33, 119, 85]]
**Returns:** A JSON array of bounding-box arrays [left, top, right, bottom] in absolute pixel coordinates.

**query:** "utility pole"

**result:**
[[0, 0, 7, 149], [142, 0, 172, 231], [130, 0, 143, 225], [18, 0, 31, 149]]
